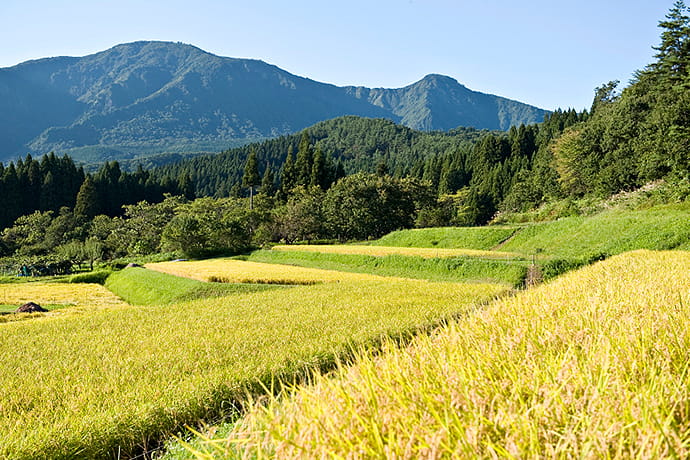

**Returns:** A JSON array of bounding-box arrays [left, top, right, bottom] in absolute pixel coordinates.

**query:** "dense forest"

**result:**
[[155, 117, 490, 197], [1, 2, 688, 270]]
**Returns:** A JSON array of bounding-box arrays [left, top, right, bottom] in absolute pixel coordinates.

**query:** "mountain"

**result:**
[[0, 41, 549, 164]]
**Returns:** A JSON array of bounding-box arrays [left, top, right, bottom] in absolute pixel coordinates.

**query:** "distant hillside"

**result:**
[[0, 41, 549, 164], [156, 116, 490, 197]]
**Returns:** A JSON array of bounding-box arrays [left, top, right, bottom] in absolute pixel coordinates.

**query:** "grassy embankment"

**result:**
[[177, 250, 690, 459], [0, 265, 507, 459], [105, 267, 282, 306], [371, 205, 690, 259], [371, 226, 517, 249], [234, 205, 688, 288], [499, 204, 690, 258]]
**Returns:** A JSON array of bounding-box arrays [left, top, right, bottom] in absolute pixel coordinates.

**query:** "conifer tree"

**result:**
[[74, 176, 101, 218], [295, 131, 313, 186], [261, 164, 276, 196], [279, 146, 297, 200], [650, 0, 690, 86], [242, 148, 260, 209]]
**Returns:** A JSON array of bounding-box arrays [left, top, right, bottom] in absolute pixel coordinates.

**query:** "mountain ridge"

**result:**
[[0, 41, 549, 163]]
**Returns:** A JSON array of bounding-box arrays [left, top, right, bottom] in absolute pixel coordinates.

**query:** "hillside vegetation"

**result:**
[[372, 226, 516, 249], [182, 250, 690, 458]]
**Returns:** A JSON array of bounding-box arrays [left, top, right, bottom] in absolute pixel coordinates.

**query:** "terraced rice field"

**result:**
[[183, 250, 690, 459], [272, 244, 521, 260], [0, 282, 129, 322], [146, 258, 394, 284], [0, 265, 506, 458]]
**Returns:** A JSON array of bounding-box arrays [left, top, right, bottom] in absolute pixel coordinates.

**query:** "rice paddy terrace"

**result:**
[[0, 204, 688, 459]]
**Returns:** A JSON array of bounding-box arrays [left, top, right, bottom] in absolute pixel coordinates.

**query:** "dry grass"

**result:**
[[190, 250, 690, 459], [272, 244, 521, 260], [146, 259, 394, 284]]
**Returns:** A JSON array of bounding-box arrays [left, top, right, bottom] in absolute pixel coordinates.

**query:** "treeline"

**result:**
[[0, 172, 429, 264], [548, 1, 690, 197], [0, 152, 193, 230]]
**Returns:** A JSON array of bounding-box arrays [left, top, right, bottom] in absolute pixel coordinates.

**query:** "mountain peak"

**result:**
[[0, 42, 549, 163]]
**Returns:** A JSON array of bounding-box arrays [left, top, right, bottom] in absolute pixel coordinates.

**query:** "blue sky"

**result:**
[[0, 0, 672, 111]]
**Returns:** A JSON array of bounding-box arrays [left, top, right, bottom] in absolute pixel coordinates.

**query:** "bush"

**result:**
[[541, 252, 609, 281], [68, 270, 112, 285]]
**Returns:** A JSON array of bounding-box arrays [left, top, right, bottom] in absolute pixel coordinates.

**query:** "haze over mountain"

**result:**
[[0, 41, 549, 164]]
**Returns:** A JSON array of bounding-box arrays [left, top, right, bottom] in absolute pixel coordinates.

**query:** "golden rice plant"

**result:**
[[0, 282, 129, 322], [0, 276, 507, 459], [272, 244, 521, 260], [197, 250, 690, 459], [147, 259, 393, 284]]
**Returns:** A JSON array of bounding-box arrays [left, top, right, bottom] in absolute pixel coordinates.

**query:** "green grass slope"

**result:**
[[500, 204, 690, 259], [104, 267, 282, 306], [372, 226, 516, 249]]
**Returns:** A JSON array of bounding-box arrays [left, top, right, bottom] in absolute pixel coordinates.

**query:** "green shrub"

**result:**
[[68, 270, 112, 285]]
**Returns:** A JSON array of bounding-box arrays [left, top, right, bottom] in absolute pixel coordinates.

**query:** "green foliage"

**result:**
[[323, 173, 423, 240], [68, 269, 112, 285], [161, 198, 252, 258]]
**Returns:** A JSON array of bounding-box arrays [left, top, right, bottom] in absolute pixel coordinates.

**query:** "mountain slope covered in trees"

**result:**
[[0, 41, 548, 164]]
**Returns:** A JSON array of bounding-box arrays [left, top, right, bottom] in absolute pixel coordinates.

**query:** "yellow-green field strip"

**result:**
[[272, 244, 522, 259], [0, 274, 506, 458], [147, 258, 397, 284], [198, 250, 690, 458], [0, 282, 129, 323]]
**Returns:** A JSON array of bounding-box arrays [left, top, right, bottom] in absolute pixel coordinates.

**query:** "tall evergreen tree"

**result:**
[[649, 0, 690, 86], [242, 148, 260, 209], [295, 131, 313, 186], [74, 176, 101, 218], [279, 146, 297, 200], [261, 163, 276, 196]]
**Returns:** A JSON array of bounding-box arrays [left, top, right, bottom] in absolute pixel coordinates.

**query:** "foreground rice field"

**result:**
[[186, 250, 690, 459], [0, 274, 506, 459], [272, 244, 521, 260], [147, 258, 391, 284]]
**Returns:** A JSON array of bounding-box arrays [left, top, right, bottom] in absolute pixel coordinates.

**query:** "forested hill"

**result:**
[[155, 116, 491, 197], [0, 41, 548, 164]]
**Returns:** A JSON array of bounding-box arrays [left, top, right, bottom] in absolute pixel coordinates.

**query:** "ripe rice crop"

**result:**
[[0, 275, 507, 459], [146, 258, 390, 284], [192, 250, 690, 459], [246, 250, 527, 287], [272, 244, 521, 260], [0, 281, 129, 322]]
